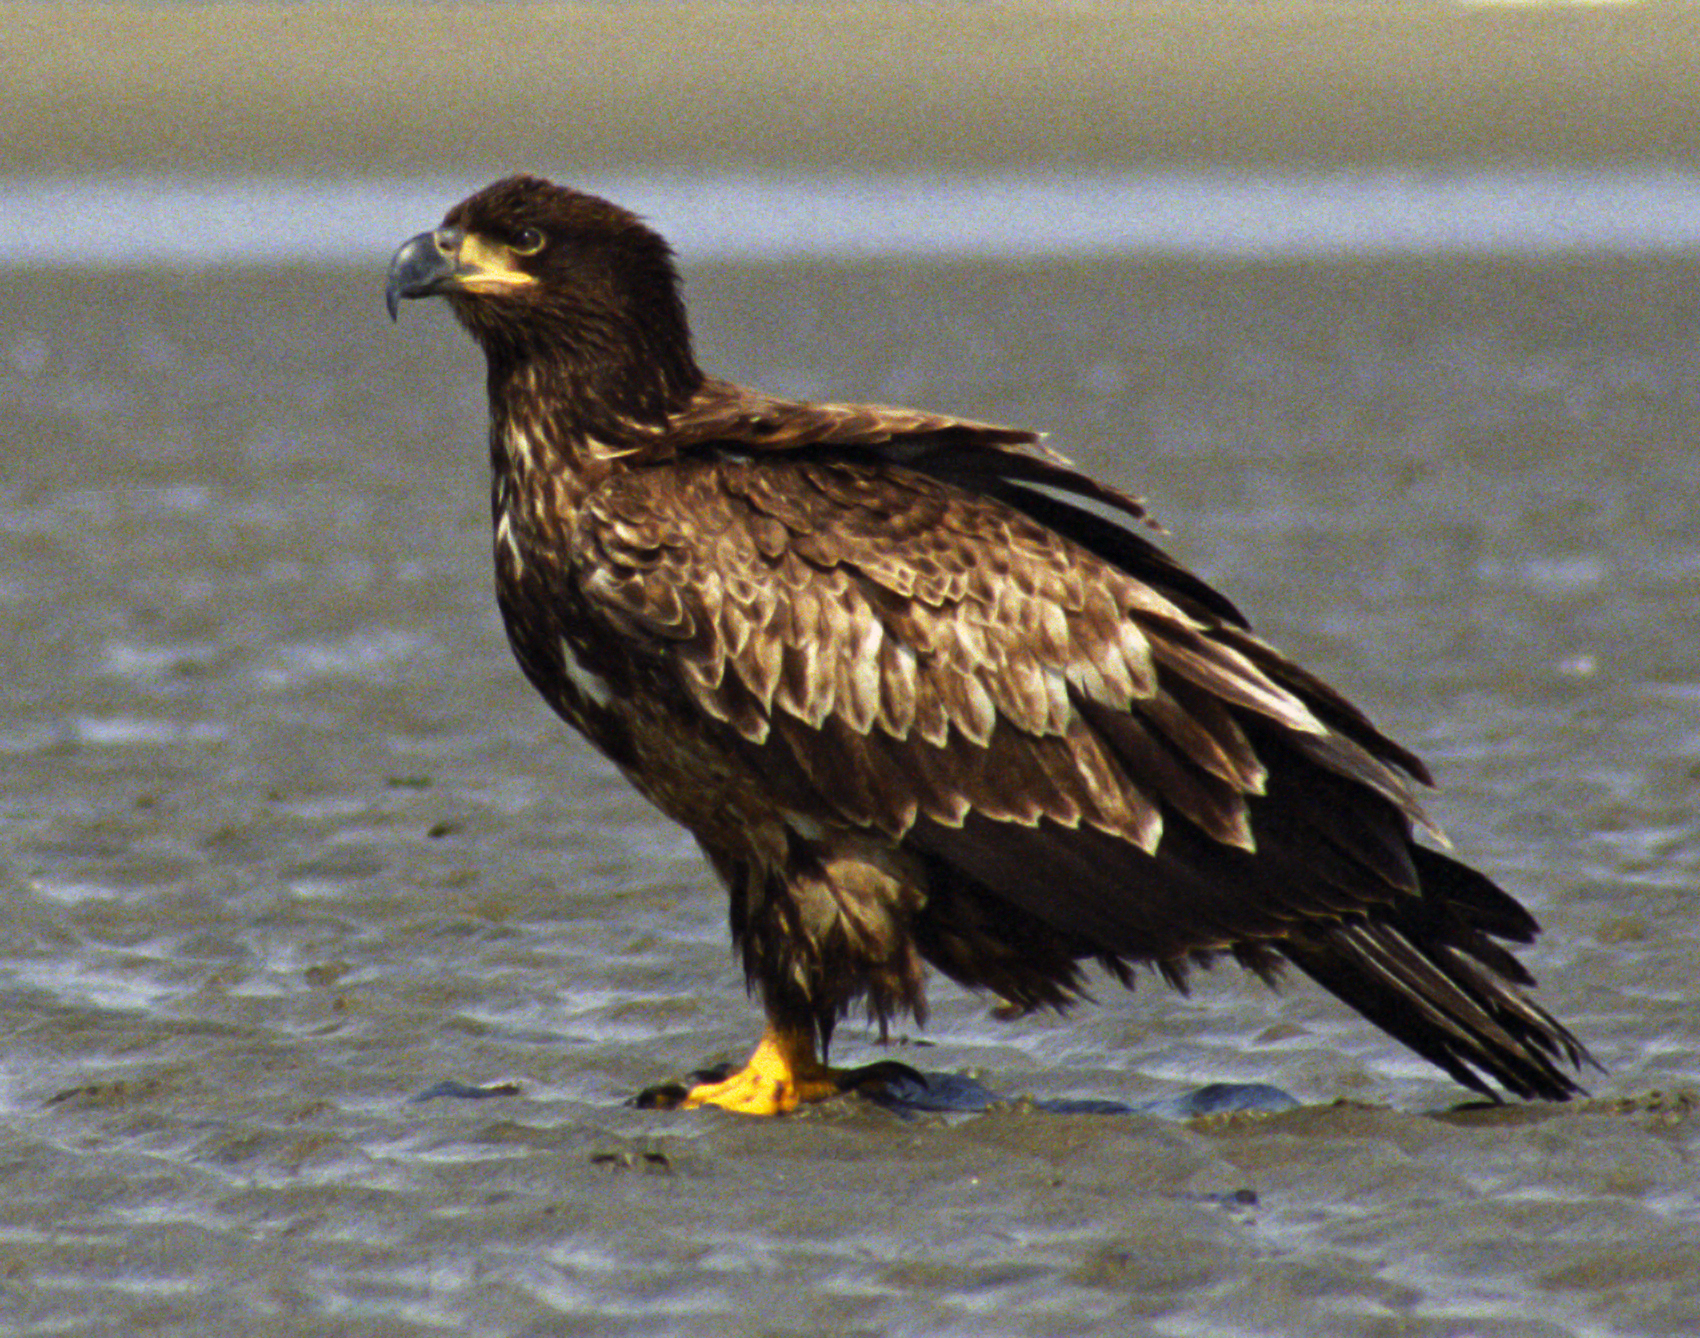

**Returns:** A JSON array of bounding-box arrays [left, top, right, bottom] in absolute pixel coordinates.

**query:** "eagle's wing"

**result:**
[[573, 440, 1444, 966]]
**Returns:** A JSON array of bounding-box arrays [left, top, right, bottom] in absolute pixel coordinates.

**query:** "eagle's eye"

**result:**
[[511, 227, 546, 256]]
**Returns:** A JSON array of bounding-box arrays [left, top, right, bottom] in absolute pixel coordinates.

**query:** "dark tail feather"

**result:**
[[1279, 860, 1595, 1102], [1407, 844, 1537, 945]]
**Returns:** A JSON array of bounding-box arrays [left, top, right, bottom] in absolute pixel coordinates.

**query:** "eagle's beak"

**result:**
[[387, 225, 539, 321], [386, 227, 462, 321]]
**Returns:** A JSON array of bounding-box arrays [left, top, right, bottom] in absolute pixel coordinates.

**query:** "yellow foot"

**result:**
[[633, 1023, 919, 1115]]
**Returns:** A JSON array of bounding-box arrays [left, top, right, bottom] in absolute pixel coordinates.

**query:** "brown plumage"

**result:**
[[387, 174, 1593, 1111]]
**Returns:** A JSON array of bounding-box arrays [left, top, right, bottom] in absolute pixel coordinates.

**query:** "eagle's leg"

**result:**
[[639, 1019, 918, 1115]]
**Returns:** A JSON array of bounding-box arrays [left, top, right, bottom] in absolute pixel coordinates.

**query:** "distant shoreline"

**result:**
[[0, 4, 1691, 177], [10, 169, 1700, 269]]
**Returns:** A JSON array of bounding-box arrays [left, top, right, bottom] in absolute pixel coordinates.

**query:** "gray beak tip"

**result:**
[[386, 229, 454, 324]]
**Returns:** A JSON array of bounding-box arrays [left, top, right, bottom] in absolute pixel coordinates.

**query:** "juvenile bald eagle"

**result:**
[[387, 175, 1591, 1113]]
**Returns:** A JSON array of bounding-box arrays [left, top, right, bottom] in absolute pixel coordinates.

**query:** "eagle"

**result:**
[[386, 175, 1592, 1114]]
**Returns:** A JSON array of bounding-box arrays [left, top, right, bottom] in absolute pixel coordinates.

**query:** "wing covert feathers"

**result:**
[[576, 450, 1302, 854], [568, 389, 1585, 1101]]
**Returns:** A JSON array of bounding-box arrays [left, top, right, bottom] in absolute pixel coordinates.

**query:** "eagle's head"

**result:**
[[387, 175, 700, 420]]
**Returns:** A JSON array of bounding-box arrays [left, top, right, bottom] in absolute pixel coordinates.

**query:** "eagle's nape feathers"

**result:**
[[387, 174, 1595, 1112]]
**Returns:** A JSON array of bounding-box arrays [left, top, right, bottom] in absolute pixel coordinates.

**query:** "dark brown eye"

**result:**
[[511, 227, 545, 256]]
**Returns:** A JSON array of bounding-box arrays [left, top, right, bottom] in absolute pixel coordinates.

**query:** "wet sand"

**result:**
[[1, 2, 1694, 175], [4, 254, 1700, 1333]]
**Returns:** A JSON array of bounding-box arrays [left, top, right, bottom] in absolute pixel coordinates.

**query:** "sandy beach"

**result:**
[[1, 2, 1692, 176]]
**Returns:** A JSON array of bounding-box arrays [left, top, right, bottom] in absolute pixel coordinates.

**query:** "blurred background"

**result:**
[[4, 4, 1700, 1336]]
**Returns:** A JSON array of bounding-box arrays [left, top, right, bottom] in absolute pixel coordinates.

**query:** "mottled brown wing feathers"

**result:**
[[1076, 699, 1253, 850], [575, 428, 1443, 967], [563, 382, 1593, 1099], [981, 481, 1249, 629], [664, 378, 1041, 454], [664, 380, 1173, 587]]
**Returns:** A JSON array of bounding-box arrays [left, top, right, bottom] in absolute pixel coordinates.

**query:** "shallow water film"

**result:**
[[4, 249, 1700, 1336]]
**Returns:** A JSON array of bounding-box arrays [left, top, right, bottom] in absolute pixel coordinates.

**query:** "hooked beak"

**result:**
[[386, 224, 540, 321], [386, 227, 462, 321]]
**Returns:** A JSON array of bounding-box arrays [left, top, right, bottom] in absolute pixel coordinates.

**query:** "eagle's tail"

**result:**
[[1278, 846, 1594, 1102]]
